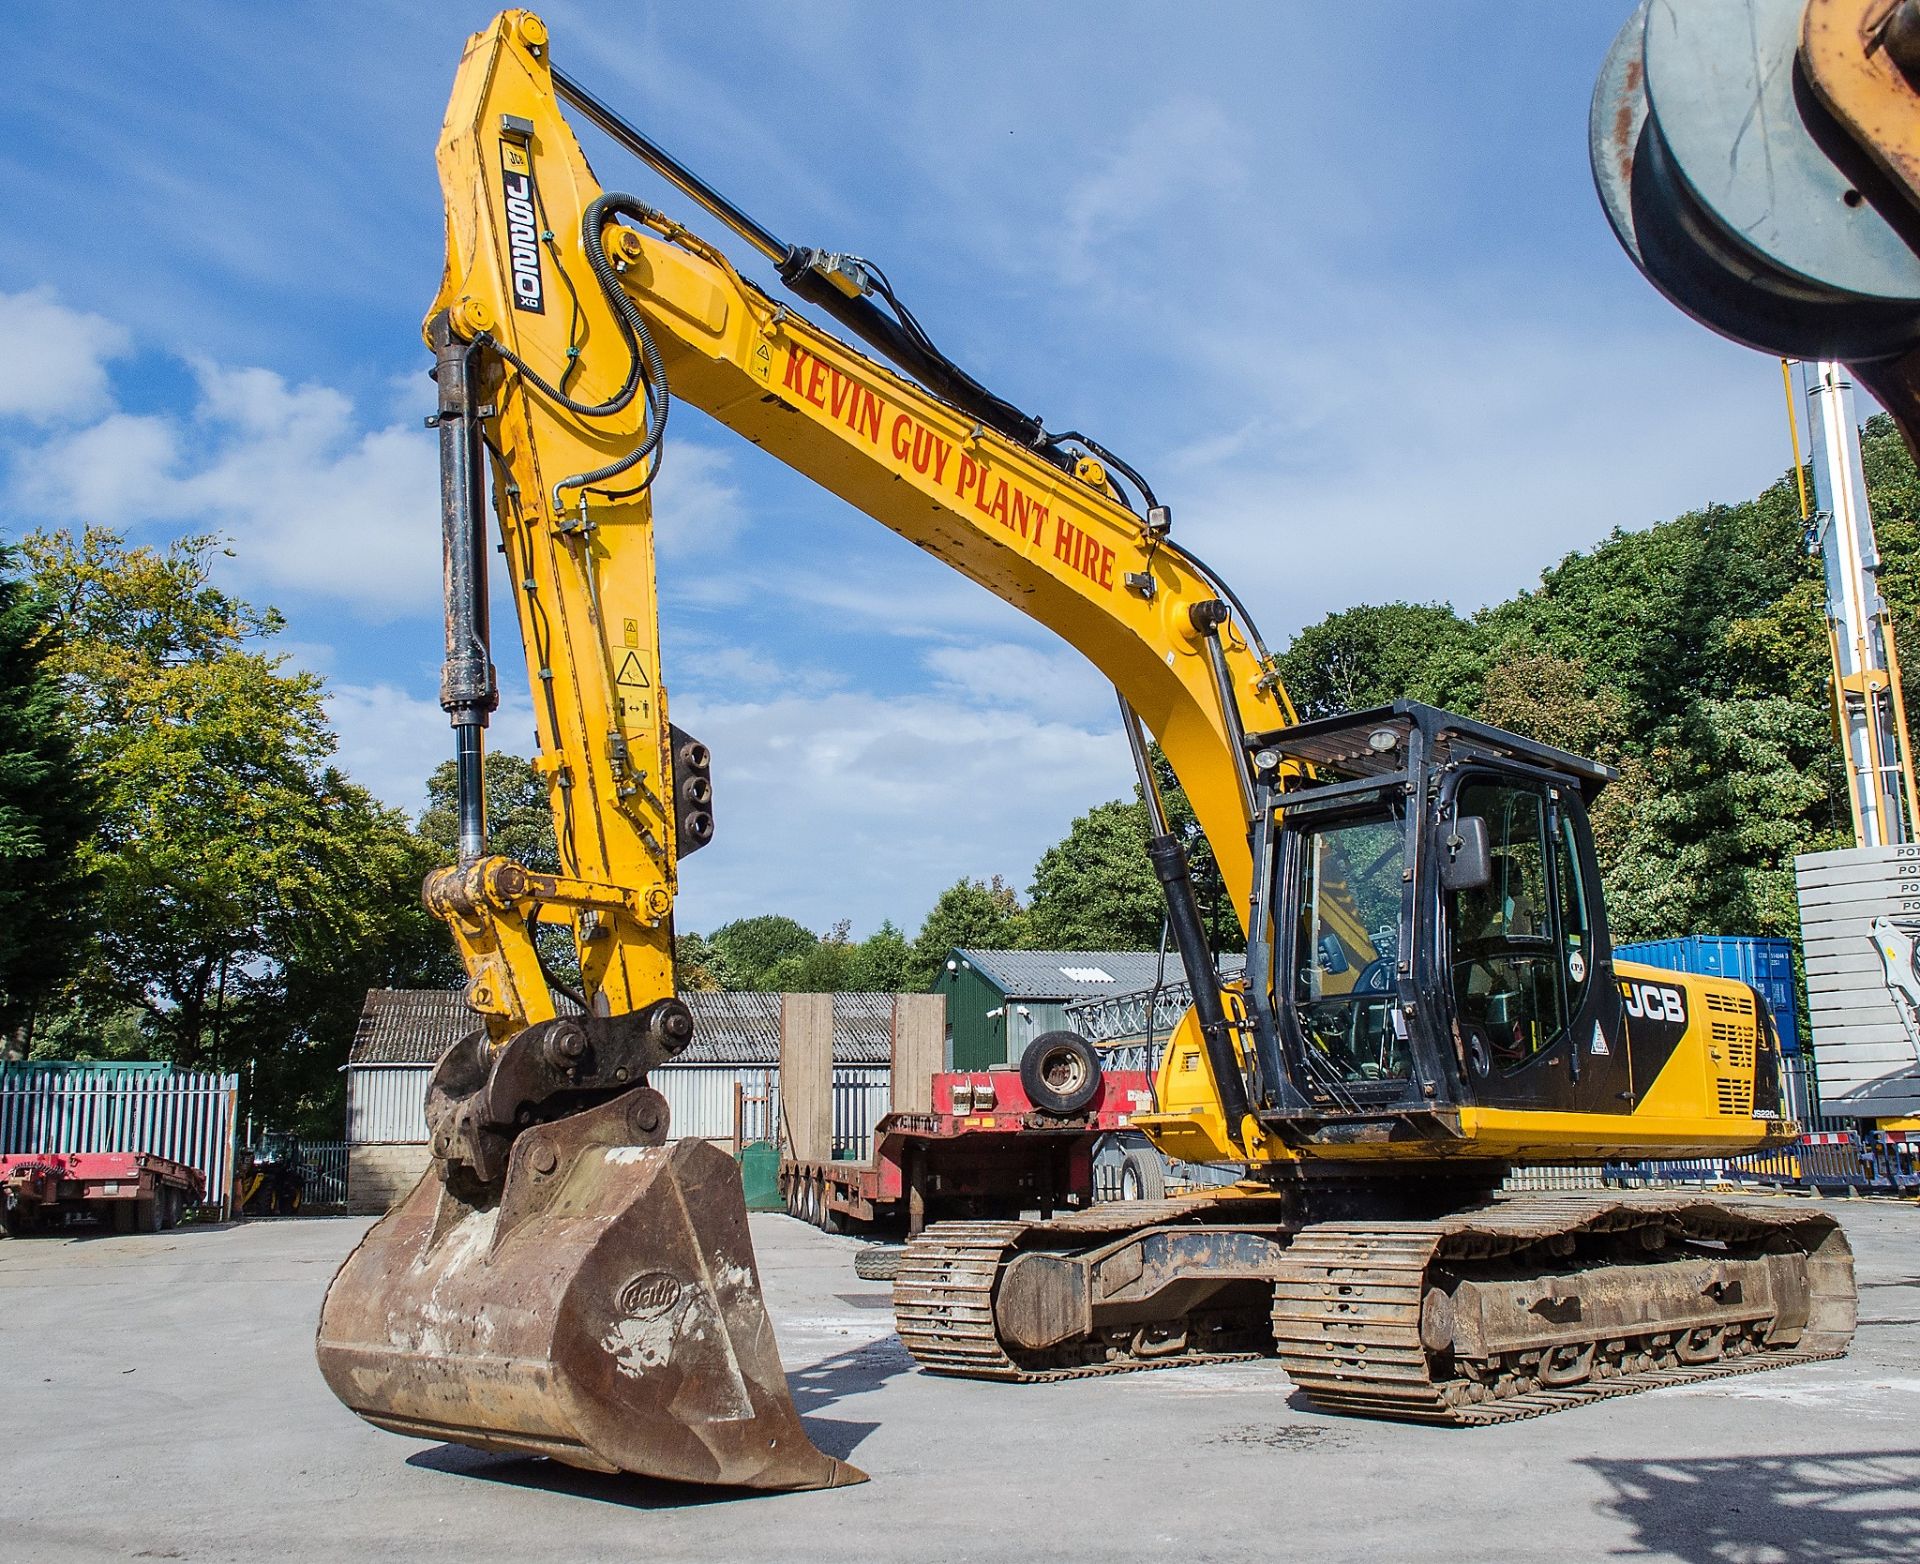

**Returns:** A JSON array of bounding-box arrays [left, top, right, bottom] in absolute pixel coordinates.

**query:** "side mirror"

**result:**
[[1442, 814, 1492, 891], [1316, 931, 1350, 975]]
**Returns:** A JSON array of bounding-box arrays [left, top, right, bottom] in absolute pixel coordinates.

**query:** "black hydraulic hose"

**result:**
[[478, 191, 671, 505], [1046, 429, 1161, 515]]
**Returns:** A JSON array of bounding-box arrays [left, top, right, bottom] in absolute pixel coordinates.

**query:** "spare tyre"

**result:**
[[854, 1247, 904, 1282], [1020, 1031, 1103, 1116]]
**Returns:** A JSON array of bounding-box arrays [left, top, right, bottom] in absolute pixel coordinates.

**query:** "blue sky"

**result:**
[[2, 3, 1809, 936]]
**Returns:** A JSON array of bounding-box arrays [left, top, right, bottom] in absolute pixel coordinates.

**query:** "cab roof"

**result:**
[[1247, 700, 1617, 797]]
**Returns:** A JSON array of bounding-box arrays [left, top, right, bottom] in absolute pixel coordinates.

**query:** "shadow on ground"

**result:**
[[400, 1341, 905, 1507], [1583, 1450, 1920, 1563]]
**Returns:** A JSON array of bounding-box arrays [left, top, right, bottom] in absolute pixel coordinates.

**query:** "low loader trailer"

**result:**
[[780, 1032, 1156, 1239], [0, 1151, 204, 1235]]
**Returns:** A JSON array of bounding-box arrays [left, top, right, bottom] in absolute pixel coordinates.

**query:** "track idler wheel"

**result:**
[[315, 1089, 863, 1491]]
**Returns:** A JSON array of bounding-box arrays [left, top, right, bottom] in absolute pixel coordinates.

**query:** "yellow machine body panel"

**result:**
[[1133, 961, 1798, 1167]]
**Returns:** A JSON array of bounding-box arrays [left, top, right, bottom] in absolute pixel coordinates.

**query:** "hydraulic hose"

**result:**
[[477, 191, 672, 507]]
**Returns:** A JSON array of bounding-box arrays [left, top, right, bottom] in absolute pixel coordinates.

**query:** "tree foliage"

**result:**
[[420, 750, 559, 873], [0, 544, 95, 1037], [18, 528, 449, 1132], [906, 876, 1028, 989], [1263, 421, 1917, 944]]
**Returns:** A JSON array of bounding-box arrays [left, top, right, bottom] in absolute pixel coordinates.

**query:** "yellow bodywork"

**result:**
[[1136, 960, 1798, 1166]]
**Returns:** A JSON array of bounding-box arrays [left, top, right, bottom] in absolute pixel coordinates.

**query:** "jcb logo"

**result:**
[[499, 141, 545, 315], [1622, 981, 1686, 1025]]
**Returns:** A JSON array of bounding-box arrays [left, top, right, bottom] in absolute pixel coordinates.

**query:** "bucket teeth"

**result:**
[[317, 1129, 864, 1490]]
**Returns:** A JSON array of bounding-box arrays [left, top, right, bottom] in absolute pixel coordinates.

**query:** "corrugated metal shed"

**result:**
[[346, 989, 901, 1147], [934, 948, 1245, 1069], [350, 988, 895, 1067]]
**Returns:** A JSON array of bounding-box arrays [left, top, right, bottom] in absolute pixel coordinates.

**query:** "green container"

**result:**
[[738, 1140, 784, 1211]]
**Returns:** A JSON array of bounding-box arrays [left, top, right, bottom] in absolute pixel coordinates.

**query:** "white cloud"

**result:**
[[14, 356, 438, 617], [650, 439, 747, 557], [670, 687, 1132, 936], [1164, 306, 1792, 638], [325, 682, 448, 816], [0, 288, 131, 424], [326, 680, 538, 818], [923, 639, 1115, 727]]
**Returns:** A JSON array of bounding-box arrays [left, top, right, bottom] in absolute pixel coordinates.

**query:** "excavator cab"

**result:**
[[1236, 701, 1641, 1134]]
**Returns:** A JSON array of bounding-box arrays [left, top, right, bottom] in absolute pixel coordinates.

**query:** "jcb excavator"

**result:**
[[319, 6, 1870, 1490]]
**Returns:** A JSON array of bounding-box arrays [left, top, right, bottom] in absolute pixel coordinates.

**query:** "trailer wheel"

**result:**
[[1119, 1149, 1167, 1203], [138, 1197, 162, 1234], [161, 1188, 183, 1229], [1020, 1032, 1104, 1116], [854, 1246, 903, 1281]]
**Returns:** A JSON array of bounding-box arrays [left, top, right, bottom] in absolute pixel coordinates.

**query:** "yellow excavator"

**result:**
[[318, 5, 1881, 1491]]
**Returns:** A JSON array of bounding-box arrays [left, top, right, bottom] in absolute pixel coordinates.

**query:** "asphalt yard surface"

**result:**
[[2, 1196, 1916, 1563]]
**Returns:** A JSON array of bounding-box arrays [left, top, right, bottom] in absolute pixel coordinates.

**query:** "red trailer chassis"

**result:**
[[780, 1066, 1154, 1234], [0, 1151, 204, 1236]]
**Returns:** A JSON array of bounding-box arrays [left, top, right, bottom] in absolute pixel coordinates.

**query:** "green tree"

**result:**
[[419, 750, 559, 872], [765, 919, 857, 992], [0, 543, 95, 1043], [709, 914, 819, 990], [849, 920, 911, 992], [1272, 601, 1483, 720], [674, 931, 736, 991], [908, 875, 1027, 988], [1026, 800, 1163, 950], [21, 528, 449, 1133]]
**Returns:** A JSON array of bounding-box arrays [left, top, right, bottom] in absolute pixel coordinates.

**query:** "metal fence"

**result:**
[[713, 1066, 892, 1160], [0, 1071, 239, 1217], [296, 1140, 349, 1208]]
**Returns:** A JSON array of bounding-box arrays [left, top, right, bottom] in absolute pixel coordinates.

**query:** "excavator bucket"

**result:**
[[315, 1128, 863, 1491]]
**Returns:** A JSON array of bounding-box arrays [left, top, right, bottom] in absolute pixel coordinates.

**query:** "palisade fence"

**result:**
[[711, 1066, 891, 1161], [296, 1141, 350, 1209], [0, 1071, 239, 1217]]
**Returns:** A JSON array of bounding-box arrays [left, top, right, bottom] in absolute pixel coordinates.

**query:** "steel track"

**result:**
[[891, 1194, 1856, 1418]]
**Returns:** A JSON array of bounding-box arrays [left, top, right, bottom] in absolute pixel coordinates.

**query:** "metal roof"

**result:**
[[349, 989, 896, 1068], [948, 949, 1245, 1001]]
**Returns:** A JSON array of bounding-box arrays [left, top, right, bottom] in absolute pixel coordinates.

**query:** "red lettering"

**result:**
[[928, 434, 952, 484], [857, 388, 883, 443], [955, 453, 980, 499], [804, 359, 827, 408], [890, 412, 912, 463], [782, 348, 808, 394], [828, 368, 852, 422], [987, 479, 1009, 526], [1096, 543, 1114, 589], [1010, 490, 1034, 539], [1053, 517, 1079, 568], [1029, 504, 1049, 548]]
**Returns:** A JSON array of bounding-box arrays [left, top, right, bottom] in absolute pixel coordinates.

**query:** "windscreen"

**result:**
[[1290, 810, 1410, 1083]]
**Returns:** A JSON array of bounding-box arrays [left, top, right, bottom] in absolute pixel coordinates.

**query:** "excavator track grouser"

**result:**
[[892, 1193, 1854, 1421]]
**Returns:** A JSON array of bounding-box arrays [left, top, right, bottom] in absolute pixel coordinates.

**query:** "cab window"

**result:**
[[1450, 781, 1566, 1070], [1291, 810, 1409, 1083]]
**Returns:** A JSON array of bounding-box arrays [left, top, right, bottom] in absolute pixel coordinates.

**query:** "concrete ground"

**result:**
[[2, 1198, 1916, 1564]]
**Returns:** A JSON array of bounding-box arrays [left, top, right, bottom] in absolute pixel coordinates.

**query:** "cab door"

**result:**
[[1443, 773, 1629, 1114]]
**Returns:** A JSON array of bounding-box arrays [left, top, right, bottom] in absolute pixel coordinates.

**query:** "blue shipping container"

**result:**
[[1613, 936, 1801, 1055]]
